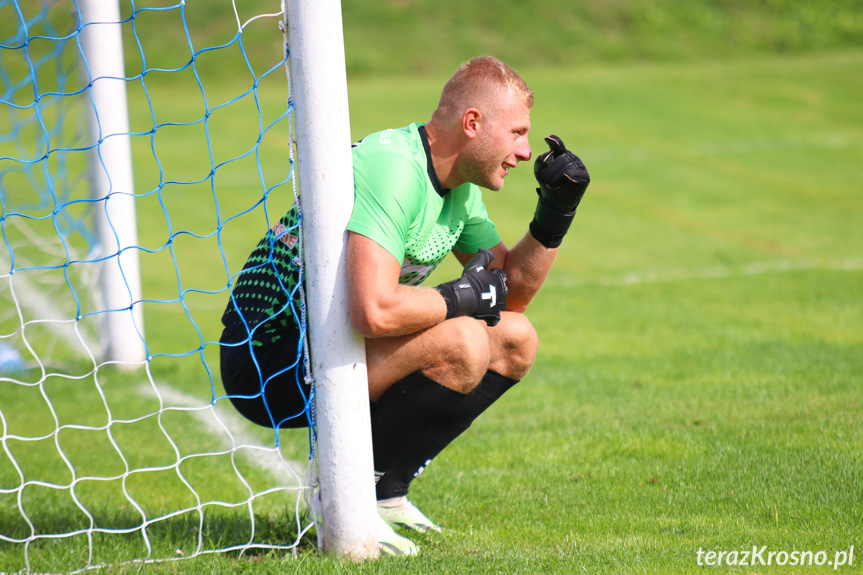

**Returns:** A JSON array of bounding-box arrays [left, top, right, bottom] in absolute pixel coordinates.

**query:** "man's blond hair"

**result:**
[[433, 56, 533, 124]]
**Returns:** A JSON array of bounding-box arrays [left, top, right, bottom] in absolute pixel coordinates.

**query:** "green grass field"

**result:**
[[2, 8, 862, 573]]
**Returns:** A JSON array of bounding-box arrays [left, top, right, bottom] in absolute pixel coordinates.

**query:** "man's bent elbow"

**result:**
[[351, 301, 413, 338], [350, 306, 388, 339]]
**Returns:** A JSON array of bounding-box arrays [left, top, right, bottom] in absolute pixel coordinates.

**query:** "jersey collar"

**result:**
[[418, 125, 449, 197]]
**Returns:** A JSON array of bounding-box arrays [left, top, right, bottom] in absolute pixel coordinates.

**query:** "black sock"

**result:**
[[375, 370, 519, 500], [370, 371, 465, 482]]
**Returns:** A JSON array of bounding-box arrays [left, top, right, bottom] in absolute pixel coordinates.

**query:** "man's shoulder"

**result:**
[[352, 123, 424, 159], [352, 123, 429, 192]]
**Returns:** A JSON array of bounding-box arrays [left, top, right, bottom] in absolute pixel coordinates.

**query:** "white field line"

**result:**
[[688, 133, 855, 157], [550, 257, 863, 288], [585, 132, 858, 164], [0, 253, 101, 353], [142, 382, 308, 486]]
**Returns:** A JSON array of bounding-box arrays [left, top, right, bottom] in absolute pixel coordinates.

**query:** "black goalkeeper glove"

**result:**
[[434, 248, 508, 327], [530, 134, 590, 249]]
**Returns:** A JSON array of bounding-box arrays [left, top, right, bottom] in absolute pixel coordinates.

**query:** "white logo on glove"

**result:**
[[481, 285, 497, 307]]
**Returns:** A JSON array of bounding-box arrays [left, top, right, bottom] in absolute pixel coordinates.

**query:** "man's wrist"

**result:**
[[529, 194, 575, 249], [434, 284, 459, 319]]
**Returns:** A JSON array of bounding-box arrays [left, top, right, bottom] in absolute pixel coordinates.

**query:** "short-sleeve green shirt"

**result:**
[[347, 122, 501, 286]]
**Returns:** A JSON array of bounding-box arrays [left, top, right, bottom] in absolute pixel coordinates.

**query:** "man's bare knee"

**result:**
[[488, 312, 538, 380], [422, 317, 490, 394]]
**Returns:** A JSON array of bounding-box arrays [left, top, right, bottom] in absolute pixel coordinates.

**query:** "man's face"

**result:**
[[459, 89, 532, 191]]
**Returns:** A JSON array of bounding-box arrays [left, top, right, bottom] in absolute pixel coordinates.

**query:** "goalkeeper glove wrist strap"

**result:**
[[530, 193, 575, 249], [435, 285, 459, 319]]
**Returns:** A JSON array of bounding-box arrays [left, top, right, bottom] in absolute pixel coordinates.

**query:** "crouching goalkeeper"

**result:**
[[219, 56, 590, 554]]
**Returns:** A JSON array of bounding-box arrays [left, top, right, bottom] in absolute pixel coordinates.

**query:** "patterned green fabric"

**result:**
[[221, 206, 302, 346]]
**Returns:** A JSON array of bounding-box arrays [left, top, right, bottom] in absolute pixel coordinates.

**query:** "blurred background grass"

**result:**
[[109, 0, 863, 79]]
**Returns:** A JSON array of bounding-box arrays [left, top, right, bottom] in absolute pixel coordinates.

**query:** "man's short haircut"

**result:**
[[435, 56, 534, 123]]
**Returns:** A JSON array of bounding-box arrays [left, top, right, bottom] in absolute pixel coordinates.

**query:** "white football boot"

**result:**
[[377, 496, 443, 534]]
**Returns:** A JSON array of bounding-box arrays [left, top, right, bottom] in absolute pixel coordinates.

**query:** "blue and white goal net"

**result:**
[[0, 1, 316, 571]]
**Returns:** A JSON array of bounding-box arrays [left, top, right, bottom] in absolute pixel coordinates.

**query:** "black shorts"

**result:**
[[219, 326, 312, 429]]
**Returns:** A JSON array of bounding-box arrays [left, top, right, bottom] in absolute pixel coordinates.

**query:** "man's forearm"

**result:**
[[501, 231, 559, 313], [348, 232, 450, 339], [351, 284, 449, 339]]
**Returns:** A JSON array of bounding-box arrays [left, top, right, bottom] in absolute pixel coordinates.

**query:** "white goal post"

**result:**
[[79, 0, 146, 365], [283, 0, 381, 559]]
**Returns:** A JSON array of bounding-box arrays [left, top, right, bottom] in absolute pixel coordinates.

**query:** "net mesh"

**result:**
[[0, 1, 315, 571]]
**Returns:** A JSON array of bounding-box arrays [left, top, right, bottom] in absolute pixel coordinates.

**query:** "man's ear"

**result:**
[[461, 108, 481, 139]]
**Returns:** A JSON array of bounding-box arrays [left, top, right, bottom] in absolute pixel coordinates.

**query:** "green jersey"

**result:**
[[348, 122, 500, 285], [222, 122, 500, 343]]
